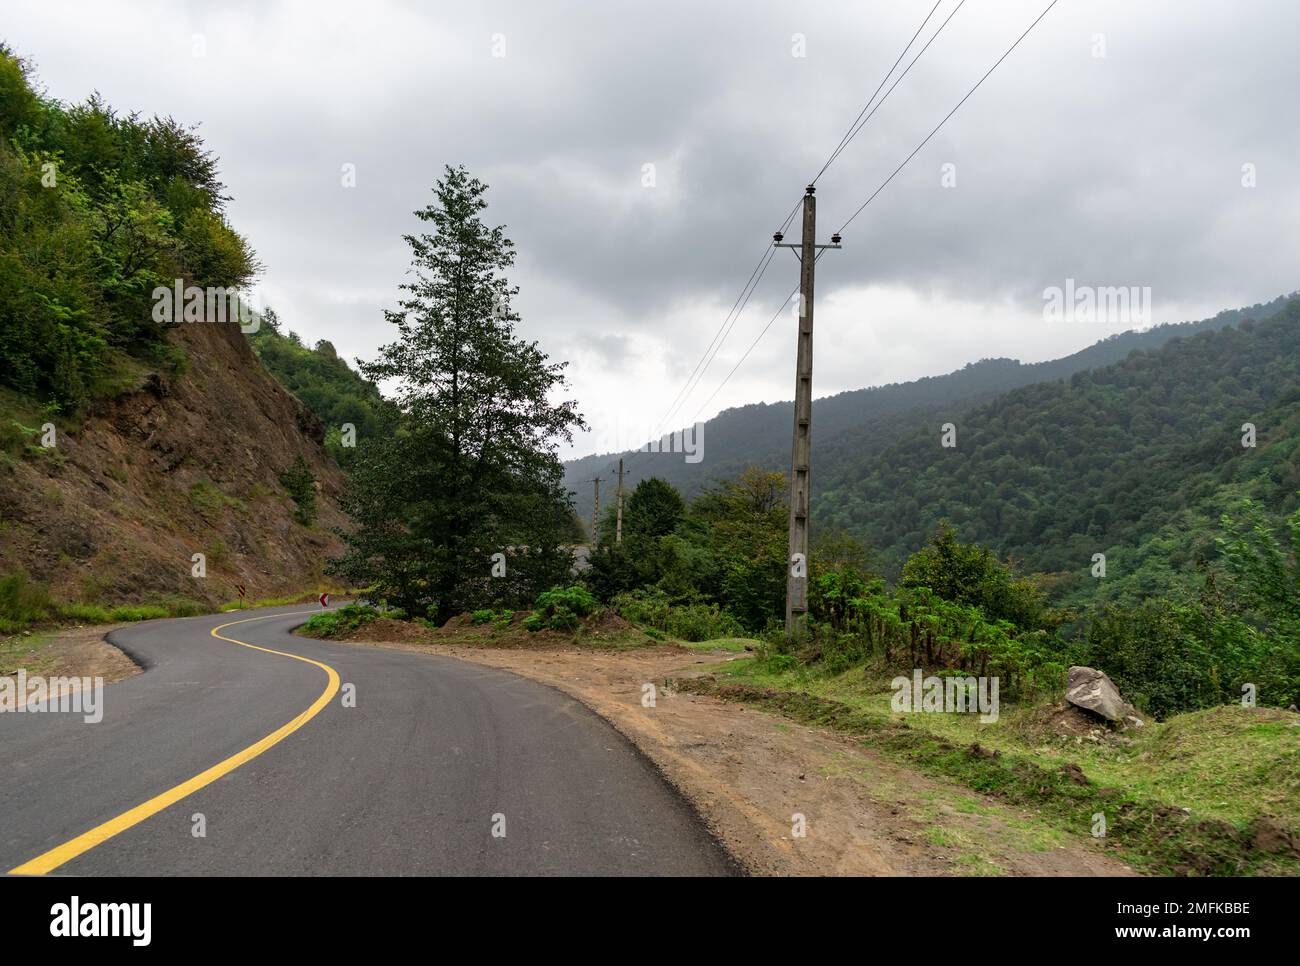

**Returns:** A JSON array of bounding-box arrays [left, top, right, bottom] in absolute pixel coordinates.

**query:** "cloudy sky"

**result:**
[[7, 0, 1299, 456]]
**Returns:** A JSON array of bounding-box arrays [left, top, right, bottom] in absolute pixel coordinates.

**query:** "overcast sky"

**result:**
[[7, 0, 1299, 457]]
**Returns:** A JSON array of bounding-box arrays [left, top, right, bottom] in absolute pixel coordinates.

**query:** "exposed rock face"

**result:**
[[0, 314, 347, 607], [1066, 666, 1144, 730]]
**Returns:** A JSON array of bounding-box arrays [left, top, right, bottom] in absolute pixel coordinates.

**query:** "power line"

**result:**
[[619, 0, 1001, 469], [690, 283, 800, 423], [659, 232, 781, 428], [665, 3, 964, 432], [818, 0, 969, 182], [837, 0, 1061, 235], [812, 0, 946, 185], [684, 0, 1061, 426], [655, 212, 790, 431]]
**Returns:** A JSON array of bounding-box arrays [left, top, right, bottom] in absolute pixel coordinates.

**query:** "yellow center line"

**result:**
[[8, 610, 340, 876]]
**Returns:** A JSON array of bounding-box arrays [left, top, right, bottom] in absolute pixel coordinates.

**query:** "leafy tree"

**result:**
[[690, 467, 788, 631], [329, 165, 584, 622], [623, 477, 685, 541], [900, 523, 1060, 632], [0, 46, 258, 412]]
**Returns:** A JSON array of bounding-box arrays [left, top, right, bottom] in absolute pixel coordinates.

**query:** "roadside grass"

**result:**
[[300, 603, 659, 652], [0, 630, 62, 677], [676, 636, 759, 653], [673, 656, 1300, 876], [1, 567, 343, 636], [443, 608, 654, 651], [219, 590, 337, 612]]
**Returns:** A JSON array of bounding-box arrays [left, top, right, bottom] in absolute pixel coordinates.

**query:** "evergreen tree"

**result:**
[[329, 166, 584, 621]]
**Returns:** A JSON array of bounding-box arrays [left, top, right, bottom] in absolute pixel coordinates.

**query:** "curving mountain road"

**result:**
[[0, 606, 735, 876]]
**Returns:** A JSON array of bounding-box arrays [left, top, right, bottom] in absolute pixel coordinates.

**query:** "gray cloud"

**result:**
[[7, 0, 1298, 455]]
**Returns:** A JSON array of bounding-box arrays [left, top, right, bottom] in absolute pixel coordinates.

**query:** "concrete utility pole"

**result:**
[[773, 185, 841, 638], [588, 476, 601, 548], [615, 458, 626, 545]]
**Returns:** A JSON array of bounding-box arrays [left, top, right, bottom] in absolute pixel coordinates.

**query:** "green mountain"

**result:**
[[819, 299, 1300, 602], [565, 294, 1295, 525]]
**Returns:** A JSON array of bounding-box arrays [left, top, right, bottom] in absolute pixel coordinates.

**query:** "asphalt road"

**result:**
[[0, 606, 735, 876]]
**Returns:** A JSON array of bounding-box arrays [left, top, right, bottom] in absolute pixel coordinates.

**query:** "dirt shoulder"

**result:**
[[0, 624, 141, 699], [334, 633, 1136, 877]]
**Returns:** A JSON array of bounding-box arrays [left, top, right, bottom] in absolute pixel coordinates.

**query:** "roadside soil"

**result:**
[[334, 631, 1138, 877], [0, 624, 141, 701]]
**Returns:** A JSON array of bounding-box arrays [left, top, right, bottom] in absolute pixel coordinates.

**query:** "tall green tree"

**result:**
[[330, 166, 584, 621]]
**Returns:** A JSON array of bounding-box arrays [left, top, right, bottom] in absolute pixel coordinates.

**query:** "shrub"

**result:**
[[611, 589, 743, 642], [279, 455, 318, 526], [525, 585, 599, 632], [301, 604, 379, 639], [471, 609, 494, 626], [548, 607, 580, 632], [0, 570, 53, 632], [534, 585, 596, 617]]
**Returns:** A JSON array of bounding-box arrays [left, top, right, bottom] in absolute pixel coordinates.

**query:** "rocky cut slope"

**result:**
[[0, 311, 348, 610]]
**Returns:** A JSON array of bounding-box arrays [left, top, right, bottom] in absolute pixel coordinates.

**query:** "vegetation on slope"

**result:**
[[0, 45, 257, 415], [247, 308, 394, 463]]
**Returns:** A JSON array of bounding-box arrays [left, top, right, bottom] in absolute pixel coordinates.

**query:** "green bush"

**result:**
[[470, 609, 494, 626], [0, 570, 53, 632], [524, 585, 599, 632], [611, 589, 743, 642], [534, 585, 596, 617], [301, 604, 379, 639], [547, 607, 580, 632]]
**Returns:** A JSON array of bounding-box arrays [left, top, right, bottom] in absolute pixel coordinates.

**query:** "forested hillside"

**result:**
[[819, 300, 1300, 599], [247, 308, 394, 461], [564, 294, 1294, 519]]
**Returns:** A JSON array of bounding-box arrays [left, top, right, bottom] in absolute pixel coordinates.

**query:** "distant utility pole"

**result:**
[[615, 458, 626, 545], [773, 185, 841, 638], [588, 476, 601, 548]]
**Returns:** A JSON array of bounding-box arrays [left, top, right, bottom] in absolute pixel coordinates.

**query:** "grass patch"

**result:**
[[219, 589, 349, 612], [672, 661, 1300, 876], [188, 479, 244, 517], [0, 630, 62, 676], [0, 570, 54, 633], [677, 636, 759, 653]]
